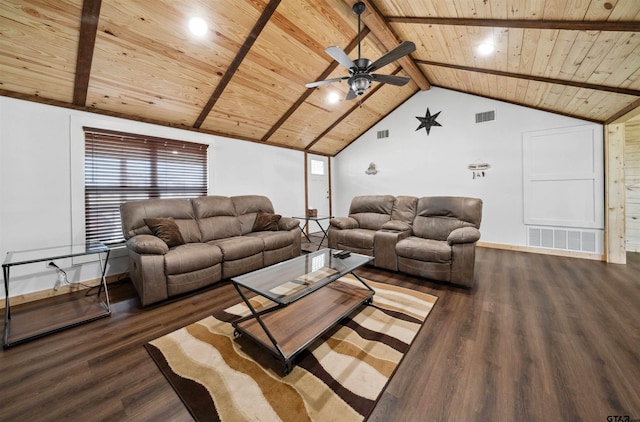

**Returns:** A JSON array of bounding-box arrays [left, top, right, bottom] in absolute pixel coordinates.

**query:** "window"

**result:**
[[310, 159, 325, 176], [84, 127, 208, 245]]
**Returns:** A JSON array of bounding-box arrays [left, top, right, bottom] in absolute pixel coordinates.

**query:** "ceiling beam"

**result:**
[[261, 27, 370, 143], [417, 59, 640, 97], [73, 0, 102, 106], [387, 16, 640, 32], [193, 0, 280, 129], [342, 0, 430, 91], [607, 98, 640, 124]]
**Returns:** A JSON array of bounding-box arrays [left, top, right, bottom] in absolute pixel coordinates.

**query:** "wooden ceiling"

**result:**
[[1, 0, 639, 156]]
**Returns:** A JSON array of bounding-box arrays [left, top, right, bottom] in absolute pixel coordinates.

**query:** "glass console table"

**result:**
[[2, 242, 111, 348], [294, 215, 333, 250]]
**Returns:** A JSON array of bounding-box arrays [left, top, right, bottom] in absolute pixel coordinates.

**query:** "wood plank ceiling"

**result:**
[[1, 0, 639, 156]]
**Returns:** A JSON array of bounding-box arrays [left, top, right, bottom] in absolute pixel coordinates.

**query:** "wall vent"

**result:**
[[475, 110, 496, 123], [527, 226, 602, 254], [376, 129, 389, 139]]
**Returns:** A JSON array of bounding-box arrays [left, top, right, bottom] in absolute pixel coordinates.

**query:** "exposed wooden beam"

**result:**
[[73, 0, 102, 106], [342, 0, 430, 91], [608, 99, 640, 124], [261, 27, 370, 143], [387, 16, 640, 32], [193, 0, 280, 128], [417, 59, 640, 97]]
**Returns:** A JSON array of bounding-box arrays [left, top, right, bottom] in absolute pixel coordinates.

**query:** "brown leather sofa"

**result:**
[[120, 195, 301, 305], [328, 195, 482, 288]]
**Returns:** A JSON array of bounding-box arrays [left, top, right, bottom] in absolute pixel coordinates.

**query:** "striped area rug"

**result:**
[[145, 275, 437, 422]]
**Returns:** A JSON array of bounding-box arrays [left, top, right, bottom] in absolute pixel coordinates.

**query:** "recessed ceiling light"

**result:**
[[477, 42, 495, 56], [188, 17, 208, 37]]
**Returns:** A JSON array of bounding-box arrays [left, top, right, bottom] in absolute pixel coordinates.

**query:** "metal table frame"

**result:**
[[3, 242, 111, 348], [230, 249, 374, 375], [294, 215, 333, 250]]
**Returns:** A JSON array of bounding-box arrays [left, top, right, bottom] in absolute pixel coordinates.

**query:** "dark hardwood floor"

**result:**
[[1, 246, 639, 421]]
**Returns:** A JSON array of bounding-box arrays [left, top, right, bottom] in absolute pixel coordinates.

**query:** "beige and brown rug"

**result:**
[[146, 275, 437, 422]]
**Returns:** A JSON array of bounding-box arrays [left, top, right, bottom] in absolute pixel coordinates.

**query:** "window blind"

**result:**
[[84, 127, 208, 245]]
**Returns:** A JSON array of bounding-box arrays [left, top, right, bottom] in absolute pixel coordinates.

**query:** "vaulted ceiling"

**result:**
[[1, 0, 639, 156]]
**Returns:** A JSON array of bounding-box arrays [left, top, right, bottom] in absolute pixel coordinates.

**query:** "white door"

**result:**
[[307, 154, 330, 232]]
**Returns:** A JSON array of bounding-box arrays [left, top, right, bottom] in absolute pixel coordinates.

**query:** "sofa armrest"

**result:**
[[381, 220, 412, 231], [330, 217, 359, 230], [127, 235, 169, 255], [447, 227, 481, 245], [374, 229, 411, 271], [278, 216, 300, 231]]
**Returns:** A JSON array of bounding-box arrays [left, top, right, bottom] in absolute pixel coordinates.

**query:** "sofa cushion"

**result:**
[[390, 196, 418, 224], [348, 195, 395, 230], [144, 217, 185, 247], [232, 195, 276, 235], [164, 243, 223, 275], [209, 236, 264, 261], [120, 198, 201, 242], [396, 237, 452, 263], [192, 196, 242, 241], [246, 231, 293, 251], [413, 197, 482, 241], [332, 228, 376, 250], [252, 211, 281, 231]]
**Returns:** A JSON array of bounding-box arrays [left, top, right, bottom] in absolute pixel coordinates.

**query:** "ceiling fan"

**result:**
[[305, 1, 416, 100]]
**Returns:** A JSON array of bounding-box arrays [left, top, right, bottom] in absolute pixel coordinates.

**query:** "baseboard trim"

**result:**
[[0, 272, 128, 309], [478, 242, 606, 261]]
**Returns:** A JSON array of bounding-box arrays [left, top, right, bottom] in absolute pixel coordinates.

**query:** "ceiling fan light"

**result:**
[[352, 76, 370, 95]]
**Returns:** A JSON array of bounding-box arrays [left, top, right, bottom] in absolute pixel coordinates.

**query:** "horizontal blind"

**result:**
[[84, 127, 208, 245]]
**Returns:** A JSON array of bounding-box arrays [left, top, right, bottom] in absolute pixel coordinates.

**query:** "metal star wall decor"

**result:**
[[415, 108, 442, 135]]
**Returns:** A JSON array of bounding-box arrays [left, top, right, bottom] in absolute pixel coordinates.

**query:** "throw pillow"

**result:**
[[144, 217, 185, 247], [252, 210, 281, 231]]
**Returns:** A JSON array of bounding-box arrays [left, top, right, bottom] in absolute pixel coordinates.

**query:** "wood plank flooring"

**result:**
[[1, 247, 639, 421]]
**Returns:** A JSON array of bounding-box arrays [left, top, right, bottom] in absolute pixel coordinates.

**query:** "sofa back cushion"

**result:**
[[348, 195, 395, 230], [390, 196, 418, 224], [412, 196, 483, 241], [232, 195, 276, 235], [120, 198, 201, 242], [192, 196, 242, 241]]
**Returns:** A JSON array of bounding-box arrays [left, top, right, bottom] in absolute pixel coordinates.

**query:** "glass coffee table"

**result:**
[[231, 249, 374, 375]]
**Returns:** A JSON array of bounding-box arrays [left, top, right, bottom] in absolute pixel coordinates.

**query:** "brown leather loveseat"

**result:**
[[328, 195, 482, 288], [120, 195, 301, 305]]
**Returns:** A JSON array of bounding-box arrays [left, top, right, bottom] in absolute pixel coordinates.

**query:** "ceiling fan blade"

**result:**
[[305, 76, 348, 88], [366, 41, 416, 72], [345, 88, 357, 100], [325, 46, 355, 70], [371, 74, 411, 86]]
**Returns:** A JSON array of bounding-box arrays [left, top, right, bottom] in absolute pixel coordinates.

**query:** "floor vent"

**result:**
[[527, 226, 601, 253], [376, 129, 389, 139], [475, 110, 495, 123]]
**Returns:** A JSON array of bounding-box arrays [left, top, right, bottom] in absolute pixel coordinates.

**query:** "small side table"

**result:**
[[293, 215, 333, 250], [2, 242, 111, 348]]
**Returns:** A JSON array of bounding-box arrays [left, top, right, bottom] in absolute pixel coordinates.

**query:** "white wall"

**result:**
[[0, 96, 305, 298], [332, 87, 603, 248]]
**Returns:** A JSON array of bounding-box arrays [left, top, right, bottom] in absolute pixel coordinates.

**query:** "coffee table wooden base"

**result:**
[[232, 279, 373, 375]]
